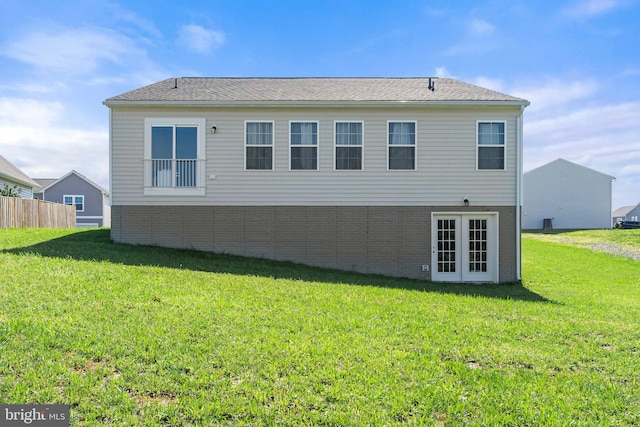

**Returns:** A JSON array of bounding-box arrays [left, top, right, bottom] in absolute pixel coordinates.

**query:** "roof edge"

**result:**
[[104, 99, 530, 108], [524, 158, 615, 180], [0, 172, 40, 189], [39, 170, 109, 195]]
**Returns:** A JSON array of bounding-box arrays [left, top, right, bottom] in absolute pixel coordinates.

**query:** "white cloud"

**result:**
[[435, 66, 452, 78], [620, 67, 640, 77], [470, 19, 495, 36], [511, 75, 640, 206], [177, 24, 225, 54], [0, 97, 109, 187], [619, 163, 640, 176], [523, 100, 640, 207], [443, 18, 500, 57], [473, 76, 505, 93], [1, 27, 140, 76], [512, 78, 599, 114], [0, 97, 63, 126], [104, 2, 164, 40], [563, 0, 627, 19], [423, 7, 449, 17]]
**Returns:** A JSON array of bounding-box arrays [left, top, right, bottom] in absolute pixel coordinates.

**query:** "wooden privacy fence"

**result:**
[[0, 196, 76, 229]]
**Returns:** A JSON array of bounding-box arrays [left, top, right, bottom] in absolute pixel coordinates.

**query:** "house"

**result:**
[[522, 159, 615, 230], [104, 77, 529, 283], [0, 154, 39, 198], [33, 170, 110, 228], [613, 203, 640, 224]]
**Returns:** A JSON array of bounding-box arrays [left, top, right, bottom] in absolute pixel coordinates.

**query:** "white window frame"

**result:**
[[143, 117, 206, 196], [387, 120, 417, 171], [476, 121, 507, 171], [245, 120, 275, 171], [334, 121, 364, 171], [289, 121, 319, 171], [63, 195, 84, 212]]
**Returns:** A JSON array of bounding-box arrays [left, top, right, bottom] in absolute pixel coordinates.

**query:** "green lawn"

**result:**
[[1, 228, 638, 426]]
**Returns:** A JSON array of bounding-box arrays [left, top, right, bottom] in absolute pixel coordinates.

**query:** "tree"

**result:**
[[1, 183, 21, 197]]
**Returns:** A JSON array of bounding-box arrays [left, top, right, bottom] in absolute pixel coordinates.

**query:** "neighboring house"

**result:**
[[522, 158, 615, 230], [34, 170, 110, 228], [0, 154, 39, 198], [613, 203, 640, 224], [104, 77, 529, 283]]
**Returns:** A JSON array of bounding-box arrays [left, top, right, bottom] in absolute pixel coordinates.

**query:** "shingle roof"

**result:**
[[32, 178, 57, 193], [105, 77, 529, 105], [0, 154, 39, 188], [612, 205, 637, 217]]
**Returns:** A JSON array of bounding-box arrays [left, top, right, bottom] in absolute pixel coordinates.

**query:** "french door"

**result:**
[[431, 213, 498, 283]]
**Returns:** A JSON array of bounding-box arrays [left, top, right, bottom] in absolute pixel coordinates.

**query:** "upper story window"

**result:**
[[290, 122, 318, 170], [335, 122, 363, 170], [144, 118, 206, 196], [477, 122, 506, 170], [246, 121, 274, 170], [388, 121, 416, 170], [63, 195, 84, 212]]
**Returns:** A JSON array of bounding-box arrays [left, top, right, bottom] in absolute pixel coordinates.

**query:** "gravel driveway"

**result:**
[[524, 233, 640, 261]]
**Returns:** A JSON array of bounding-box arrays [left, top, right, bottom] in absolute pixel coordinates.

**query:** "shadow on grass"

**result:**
[[3, 229, 551, 303]]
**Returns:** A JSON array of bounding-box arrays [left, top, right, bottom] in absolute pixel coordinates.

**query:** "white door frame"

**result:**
[[431, 212, 499, 283]]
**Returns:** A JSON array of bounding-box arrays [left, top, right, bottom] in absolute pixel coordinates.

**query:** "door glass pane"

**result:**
[[151, 126, 173, 159], [468, 219, 488, 272], [176, 127, 197, 159], [175, 127, 197, 187], [437, 219, 456, 273]]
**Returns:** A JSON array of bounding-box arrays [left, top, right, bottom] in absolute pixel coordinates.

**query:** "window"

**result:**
[[388, 121, 416, 170], [335, 122, 363, 170], [246, 121, 274, 170], [477, 122, 506, 170], [144, 118, 206, 195], [290, 122, 318, 170], [64, 195, 84, 212]]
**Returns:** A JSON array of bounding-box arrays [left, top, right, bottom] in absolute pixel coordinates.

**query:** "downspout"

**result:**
[[610, 177, 616, 228], [516, 105, 524, 281], [108, 107, 113, 208]]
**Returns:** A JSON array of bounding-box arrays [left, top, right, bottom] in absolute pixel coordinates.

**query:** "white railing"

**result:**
[[147, 159, 200, 188]]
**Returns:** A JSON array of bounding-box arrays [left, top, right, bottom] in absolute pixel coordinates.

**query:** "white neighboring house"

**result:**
[[523, 158, 615, 230], [0, 154, 39, 198]]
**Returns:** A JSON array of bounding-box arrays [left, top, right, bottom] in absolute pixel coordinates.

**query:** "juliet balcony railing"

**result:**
[[146, 159, 201, 188]]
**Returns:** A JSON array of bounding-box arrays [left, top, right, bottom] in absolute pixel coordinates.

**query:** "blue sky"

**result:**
[[0, 0, 638, 208]]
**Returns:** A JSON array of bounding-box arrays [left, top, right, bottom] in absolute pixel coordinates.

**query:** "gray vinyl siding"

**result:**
[[0, 178, 33, 199], [110, 106, 521, 206], [41, 173, 106, 226]]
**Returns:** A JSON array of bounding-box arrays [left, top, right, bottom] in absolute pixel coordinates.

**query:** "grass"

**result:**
[[0, 228, 639, 426]]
